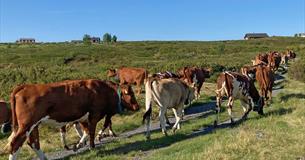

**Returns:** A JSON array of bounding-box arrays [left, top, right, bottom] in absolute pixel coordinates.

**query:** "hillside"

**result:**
[[0, 37, 304, 160]]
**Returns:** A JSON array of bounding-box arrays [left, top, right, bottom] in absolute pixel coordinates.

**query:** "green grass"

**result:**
[[0, 37, 304, 159]]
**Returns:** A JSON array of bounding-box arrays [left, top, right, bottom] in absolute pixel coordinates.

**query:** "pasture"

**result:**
[[0, 37, 304, 159]]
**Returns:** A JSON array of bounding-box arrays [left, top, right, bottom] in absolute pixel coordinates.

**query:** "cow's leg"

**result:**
[[172, 106, 183, 133], [268, 88, 272, 101], [137, 82, 141, 95], [159, 107, 167, 136], [196, 83, 203, 99], [97, 115, 115, 141], [242, 98, 253, 120], [160, 111, 171, 128], [88, 114, 101, 149], [60, 126, 70, 150], [27, 127, 47, 160], [108, 120, 116, 137], [227, 97, 234, 124], [74, 122, 83, 138], [74, 122, 89, 150], [214, 96, 221, 127], [9, 128, 29, 160]]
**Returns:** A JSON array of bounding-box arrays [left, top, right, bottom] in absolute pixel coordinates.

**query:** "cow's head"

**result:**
[[202, 67, 212, 78], [241, 66, 257, 80], [249, 81, 265, 115], [107, 69, 117, 77], [120, 84, 140, 111]]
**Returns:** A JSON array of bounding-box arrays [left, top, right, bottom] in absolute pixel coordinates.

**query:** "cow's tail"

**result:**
[[142, 77, 154, 124], [4, 85, 25, 152], [143, 70, 149, 85]]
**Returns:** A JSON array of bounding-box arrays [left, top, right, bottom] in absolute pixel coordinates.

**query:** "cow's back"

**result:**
[[151, 78, 189, 108], [12, 80, 115, 124], [256, 66, 274, 89], [118, 67, 147, 84]]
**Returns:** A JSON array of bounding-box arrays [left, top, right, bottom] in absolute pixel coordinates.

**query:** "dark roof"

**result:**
[[18, 38, 35, 41], [90, 37, 100, 40], [244, 33, 269, 38]]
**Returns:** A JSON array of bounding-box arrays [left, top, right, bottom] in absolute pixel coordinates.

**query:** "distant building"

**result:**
[[244, 33, 269, 40], [90, 37, 100, 43], [294, 33, 305, 37], [16, 38, 36, 44]]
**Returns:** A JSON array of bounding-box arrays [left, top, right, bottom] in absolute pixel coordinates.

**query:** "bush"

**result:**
[[288, 60, 305, 82]]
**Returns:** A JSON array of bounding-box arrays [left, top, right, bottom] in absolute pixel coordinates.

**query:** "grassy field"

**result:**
[[0, 37, 304, 159]]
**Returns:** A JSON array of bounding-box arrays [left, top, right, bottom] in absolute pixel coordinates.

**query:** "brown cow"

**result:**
[[214, 72, 264, 126], [240, 64, 275, 101], [178, 67, 211, 98], [267, 51, 281, 71], [6, 80, 139, 160], [107, 67, 148, 95], [255, 65, 274, 101], [287, 50, 296, 60], [0, 100, 11, 133]]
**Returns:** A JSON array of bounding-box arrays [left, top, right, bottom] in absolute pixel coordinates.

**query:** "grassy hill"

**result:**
[[0, 37, 304, 159]]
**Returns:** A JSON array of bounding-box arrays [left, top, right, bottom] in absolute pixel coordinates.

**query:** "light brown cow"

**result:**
[[107, 67, 148, 95], [215, 72, 264, 126], [177, 66, 212, 98], [255, 65, 275, 101], [143, 77, 195, 139], [6, 80, 139, 160], [0, 100, 11, 133]]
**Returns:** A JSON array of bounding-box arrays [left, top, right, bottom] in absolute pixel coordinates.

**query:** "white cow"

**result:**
[[143, 77, 195, 139]]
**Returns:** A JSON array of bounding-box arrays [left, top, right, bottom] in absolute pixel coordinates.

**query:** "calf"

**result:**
[[6, 80, 139, 160], [143, 78, 195, 139], [214, 72, 264, 126], [107, 67, 148, 95]]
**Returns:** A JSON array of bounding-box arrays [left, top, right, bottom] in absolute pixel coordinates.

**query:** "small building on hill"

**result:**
[[90, 37, 100, 43], [16, 38, 36, 44], [244, 33, 269, 40]]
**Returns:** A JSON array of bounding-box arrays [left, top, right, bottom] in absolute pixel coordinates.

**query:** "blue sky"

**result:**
[[0, 0, 304, 42]]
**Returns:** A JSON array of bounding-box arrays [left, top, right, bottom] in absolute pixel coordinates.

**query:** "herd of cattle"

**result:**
[[0, 49, 296, 160]]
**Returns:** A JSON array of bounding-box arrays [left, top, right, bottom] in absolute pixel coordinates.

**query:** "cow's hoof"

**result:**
[[110, 133, 117, 137], [72, 145, 79, 152], [230, 119, 235, 125], [64, 145, 70, 150], [213, 121, 218, 127], [146, 136, 151, 141]]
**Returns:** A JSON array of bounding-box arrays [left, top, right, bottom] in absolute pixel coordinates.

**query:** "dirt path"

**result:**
[[37, 71, 286, 160]]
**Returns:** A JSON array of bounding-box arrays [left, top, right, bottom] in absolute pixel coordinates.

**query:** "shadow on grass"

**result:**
[[64, 106, 292, 159], [280, 93, 305, 102]]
